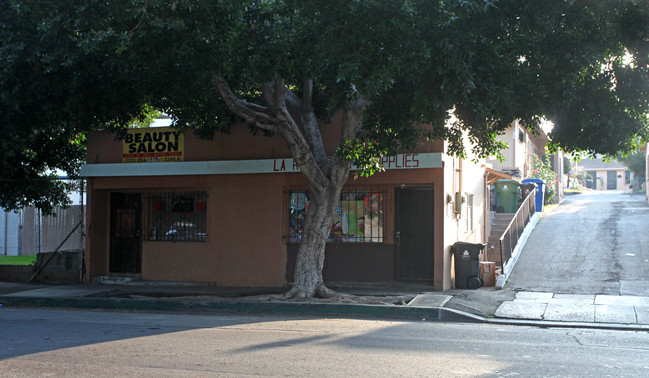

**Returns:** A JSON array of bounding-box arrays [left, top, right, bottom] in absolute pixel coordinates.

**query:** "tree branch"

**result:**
[[212, 74, 277, 131], [302, 79, 313, 114], [258, 78, 330, 193], [273, 78, 286, 112], [215, 74, 332, 194], [287, 80, 328, 166], [284, 88, 303, 113], [341, 88, 370, 142], [274, 120, 333, 195], [261, 82, 275, 108]]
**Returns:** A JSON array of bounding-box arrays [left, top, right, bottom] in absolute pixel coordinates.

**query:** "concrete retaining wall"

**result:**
[[0, 265, 32, 281]]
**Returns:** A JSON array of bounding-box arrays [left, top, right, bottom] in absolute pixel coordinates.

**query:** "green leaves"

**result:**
[[530, 154, 558, 204], [1, 0, 648, 211], [617, 150, 646, 176], [336, 139, 388, 178]]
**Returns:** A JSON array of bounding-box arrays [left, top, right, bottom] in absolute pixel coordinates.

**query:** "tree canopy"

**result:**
[[1, 0, 648, 212], [2, 0, 648, 295], [617, 150, 646, 186]]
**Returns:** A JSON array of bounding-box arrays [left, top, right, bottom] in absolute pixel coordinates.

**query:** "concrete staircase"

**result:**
[[486, 213, 515, 269]]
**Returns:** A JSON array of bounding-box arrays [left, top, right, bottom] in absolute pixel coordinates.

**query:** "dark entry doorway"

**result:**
[[110, 192, 142, 273], [607, 171, 617, 190], [587, 170, 597, 189], [395, 187, 434, 281]]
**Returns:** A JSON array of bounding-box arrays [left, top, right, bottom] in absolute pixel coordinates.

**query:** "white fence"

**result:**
[[0, 205, 85, 256], [0, 179, 85, 257]]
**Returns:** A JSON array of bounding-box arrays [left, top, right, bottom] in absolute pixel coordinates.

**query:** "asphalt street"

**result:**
[[2, 308, 649, 377], [506, 190, 649, 295]]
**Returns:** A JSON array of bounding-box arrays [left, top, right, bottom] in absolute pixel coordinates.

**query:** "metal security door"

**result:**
[[109, 193, 142, 273], [607, 171, 617, 189], [395, 187, 434, 281]]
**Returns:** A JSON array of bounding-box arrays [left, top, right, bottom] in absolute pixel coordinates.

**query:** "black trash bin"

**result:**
[[452, 241, 486, 289]]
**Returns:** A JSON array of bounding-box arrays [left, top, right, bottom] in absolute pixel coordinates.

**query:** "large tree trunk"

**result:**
[[286, 183, 343, 299], [214, 75, 365, 298]]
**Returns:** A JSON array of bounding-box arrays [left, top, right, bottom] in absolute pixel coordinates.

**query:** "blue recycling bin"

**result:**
[[522, 178, 545, 212]]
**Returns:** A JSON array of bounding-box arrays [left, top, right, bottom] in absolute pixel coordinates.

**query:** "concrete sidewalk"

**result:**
[[0, 281, 483, 323], [1, 281, 649, 330], [495, 291, 649, 325]]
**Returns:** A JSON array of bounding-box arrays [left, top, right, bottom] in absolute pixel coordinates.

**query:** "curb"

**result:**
[[485, 317, 649, 332], [3, 295, 647, 331], [0, 295, 485, 323]]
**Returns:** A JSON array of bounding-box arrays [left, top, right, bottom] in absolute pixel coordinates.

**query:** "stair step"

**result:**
[[490, 227, 508, 235], [485, 243, 502, 265]]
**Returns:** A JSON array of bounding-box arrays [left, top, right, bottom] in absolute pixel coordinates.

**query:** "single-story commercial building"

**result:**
[[81, 121, 496, 290]]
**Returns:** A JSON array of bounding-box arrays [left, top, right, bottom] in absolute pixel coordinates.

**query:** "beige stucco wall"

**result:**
[[486, 120, 548, 178], [442, 139, 487, 290], [595, 169, 629, 190]]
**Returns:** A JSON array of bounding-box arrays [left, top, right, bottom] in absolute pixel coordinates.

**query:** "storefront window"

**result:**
[[288, 190, 384, 243], [145, 191, 207, 242]]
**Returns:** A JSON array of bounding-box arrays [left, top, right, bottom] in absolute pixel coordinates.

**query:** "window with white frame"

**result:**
[[465, 193, 474, 232]]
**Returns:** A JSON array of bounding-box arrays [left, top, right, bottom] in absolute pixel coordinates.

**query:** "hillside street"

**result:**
[[507, 190, 649, 295], [483, 189, 649, 324]]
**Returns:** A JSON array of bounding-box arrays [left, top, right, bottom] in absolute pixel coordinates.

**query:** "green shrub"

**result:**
[[529, 154, 558, 204]]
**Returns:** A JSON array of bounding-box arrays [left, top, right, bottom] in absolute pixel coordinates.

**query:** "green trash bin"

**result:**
[[494, 179, 519, 213]]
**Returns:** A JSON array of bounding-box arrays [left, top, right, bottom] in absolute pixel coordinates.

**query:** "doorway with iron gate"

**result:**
[[109, 192, 142, 274], [395, 187, 434, 281]]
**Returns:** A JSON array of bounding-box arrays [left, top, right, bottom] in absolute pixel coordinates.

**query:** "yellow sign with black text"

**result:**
[[122, 127, 184, 163]]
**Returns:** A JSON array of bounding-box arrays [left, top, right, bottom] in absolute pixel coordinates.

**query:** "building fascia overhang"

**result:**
[[485, 167, 521, 185], [81, 152, 444, 177]]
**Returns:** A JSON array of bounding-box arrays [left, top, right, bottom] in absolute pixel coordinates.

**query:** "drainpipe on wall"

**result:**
[[483, 171, 489, 247], [18, 209, 23, 255], [454, 157, 464, 242], [79, 179, 85, 283], [3, 212, 7, 256], [36, 210, 41, 255]]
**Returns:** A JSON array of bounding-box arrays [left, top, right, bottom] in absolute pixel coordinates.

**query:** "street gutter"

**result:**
[[3, 294, 649, 332], [0, 295, 484, 323]]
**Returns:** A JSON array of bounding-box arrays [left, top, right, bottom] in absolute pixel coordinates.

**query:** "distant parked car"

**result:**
[[164, 222, 206, 242]]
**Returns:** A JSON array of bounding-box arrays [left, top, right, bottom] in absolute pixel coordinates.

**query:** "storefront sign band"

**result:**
[[81, 153, 443, 177]]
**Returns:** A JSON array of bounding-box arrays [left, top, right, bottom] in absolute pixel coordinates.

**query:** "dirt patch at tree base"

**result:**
[[129, 293, 416, 306]]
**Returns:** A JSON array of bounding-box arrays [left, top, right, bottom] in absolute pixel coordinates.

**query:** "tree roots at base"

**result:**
[[284, 283, 338, 300]]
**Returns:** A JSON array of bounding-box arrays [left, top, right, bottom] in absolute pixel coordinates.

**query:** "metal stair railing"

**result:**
[[499, 189, 537, 271]]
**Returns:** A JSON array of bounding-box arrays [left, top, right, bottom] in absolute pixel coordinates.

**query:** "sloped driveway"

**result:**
[[506, 190, 649, 296]]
